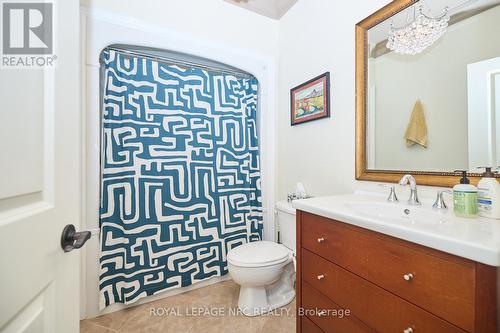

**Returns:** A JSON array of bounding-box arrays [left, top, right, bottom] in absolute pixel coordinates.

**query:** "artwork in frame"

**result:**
[[290, 72, 330, 126]]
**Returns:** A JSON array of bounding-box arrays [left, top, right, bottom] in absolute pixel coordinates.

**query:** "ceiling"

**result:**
[[224, 0, 298, 19]]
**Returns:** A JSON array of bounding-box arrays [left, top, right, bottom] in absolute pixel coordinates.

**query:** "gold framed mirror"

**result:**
[[355, 0, 500, 187]]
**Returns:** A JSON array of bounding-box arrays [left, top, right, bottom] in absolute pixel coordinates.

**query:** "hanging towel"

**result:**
[[404, 100, 428, 148]]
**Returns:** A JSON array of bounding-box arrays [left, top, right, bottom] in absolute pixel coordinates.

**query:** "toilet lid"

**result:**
[[227, 241, 291, 267]]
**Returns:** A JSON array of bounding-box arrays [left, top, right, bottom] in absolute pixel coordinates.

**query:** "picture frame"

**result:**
[[290, 72, 330, 126]]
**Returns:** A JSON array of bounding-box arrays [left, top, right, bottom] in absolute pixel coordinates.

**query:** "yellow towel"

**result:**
[[404, 100, 428, 148]]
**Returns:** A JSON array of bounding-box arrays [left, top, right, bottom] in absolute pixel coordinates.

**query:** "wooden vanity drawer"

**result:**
[[302, 282, 374, 333], [302, 316, 324, 333], [302, 249, 466, 333], [301, 212, 475, 331]]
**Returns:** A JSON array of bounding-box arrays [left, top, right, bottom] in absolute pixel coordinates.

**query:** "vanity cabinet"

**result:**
[[296, 211, 497, 333]]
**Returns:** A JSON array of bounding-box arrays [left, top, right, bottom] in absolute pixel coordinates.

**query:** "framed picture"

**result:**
[[290, 72, 330, 126]]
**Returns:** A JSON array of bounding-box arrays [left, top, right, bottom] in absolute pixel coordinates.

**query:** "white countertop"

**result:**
[[292, 192, 500, 267]]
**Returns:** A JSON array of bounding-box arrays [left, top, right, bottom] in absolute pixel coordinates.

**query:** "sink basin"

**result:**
[[342, 202, 450, 225]]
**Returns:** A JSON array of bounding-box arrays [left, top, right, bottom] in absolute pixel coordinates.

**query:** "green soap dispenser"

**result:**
[[453, 170, 478, 217]]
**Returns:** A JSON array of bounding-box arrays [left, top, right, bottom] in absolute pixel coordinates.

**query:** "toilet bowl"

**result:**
[[227, 241, 295, 316], [227, 201, 296, 316]]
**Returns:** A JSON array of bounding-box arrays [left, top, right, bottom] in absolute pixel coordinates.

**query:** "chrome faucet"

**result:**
[[399, 174, 421, 205], [432, 189, 452, 210], [378, 184, 398, 202]]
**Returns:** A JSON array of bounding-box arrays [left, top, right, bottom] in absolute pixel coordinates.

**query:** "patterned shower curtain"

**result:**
[[99, 49, 262, 308]]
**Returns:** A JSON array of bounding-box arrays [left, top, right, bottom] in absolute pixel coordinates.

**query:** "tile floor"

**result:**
[[80, 280, 296, 333]]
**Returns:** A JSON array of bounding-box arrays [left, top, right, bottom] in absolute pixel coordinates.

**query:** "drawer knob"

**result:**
[[317, 310, 327, 317], [317, 237, 325, 243], [403, 273, 414, 281], [403, 328, 413, 333], [317, 274, 325, 280]]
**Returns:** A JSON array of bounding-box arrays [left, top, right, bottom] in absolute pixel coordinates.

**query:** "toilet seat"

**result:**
[[227, 241, 291, 268]]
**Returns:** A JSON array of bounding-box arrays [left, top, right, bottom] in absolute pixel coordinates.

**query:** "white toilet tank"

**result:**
[[275, 201, 296, 253]]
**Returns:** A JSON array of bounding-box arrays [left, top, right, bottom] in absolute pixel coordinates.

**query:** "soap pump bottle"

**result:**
[[477, 167, 500, 219], [453, 170, 478, 217]]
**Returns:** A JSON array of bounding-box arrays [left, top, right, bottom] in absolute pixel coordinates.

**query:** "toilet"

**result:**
[[227, 200, 296, 316]]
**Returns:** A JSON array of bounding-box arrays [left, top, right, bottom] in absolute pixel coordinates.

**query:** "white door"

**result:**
[[0, 0, 82, 332], [467, 56, 500, 168]]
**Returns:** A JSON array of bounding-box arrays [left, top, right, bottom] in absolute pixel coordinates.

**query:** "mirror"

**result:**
[[356, 0, 500, 186]]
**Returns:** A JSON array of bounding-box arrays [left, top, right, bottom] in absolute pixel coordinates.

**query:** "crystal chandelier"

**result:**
[[387, 5, 450, 55]]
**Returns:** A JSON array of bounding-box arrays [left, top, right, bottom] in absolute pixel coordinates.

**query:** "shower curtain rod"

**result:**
[[102, 45, 255, 80]]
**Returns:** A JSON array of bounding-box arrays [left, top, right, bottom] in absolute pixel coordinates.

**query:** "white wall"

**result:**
[[276, 0, 392, 200], [81, 0, 279, 56], [81, 0, 279, 319]]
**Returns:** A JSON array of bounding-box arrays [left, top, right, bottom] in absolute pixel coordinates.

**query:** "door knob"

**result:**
[[61, 224, 91, 252]]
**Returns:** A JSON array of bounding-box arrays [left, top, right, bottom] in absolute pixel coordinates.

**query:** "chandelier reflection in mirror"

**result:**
[[387, 5, 450, 55]]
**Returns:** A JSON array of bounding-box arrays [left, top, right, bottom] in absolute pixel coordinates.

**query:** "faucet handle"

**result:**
[[378, 184, 399, 202], [432, 190, 452, 210]]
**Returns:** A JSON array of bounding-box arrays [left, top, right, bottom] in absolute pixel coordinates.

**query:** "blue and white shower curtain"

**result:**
[[99, 49, 262, 308]]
